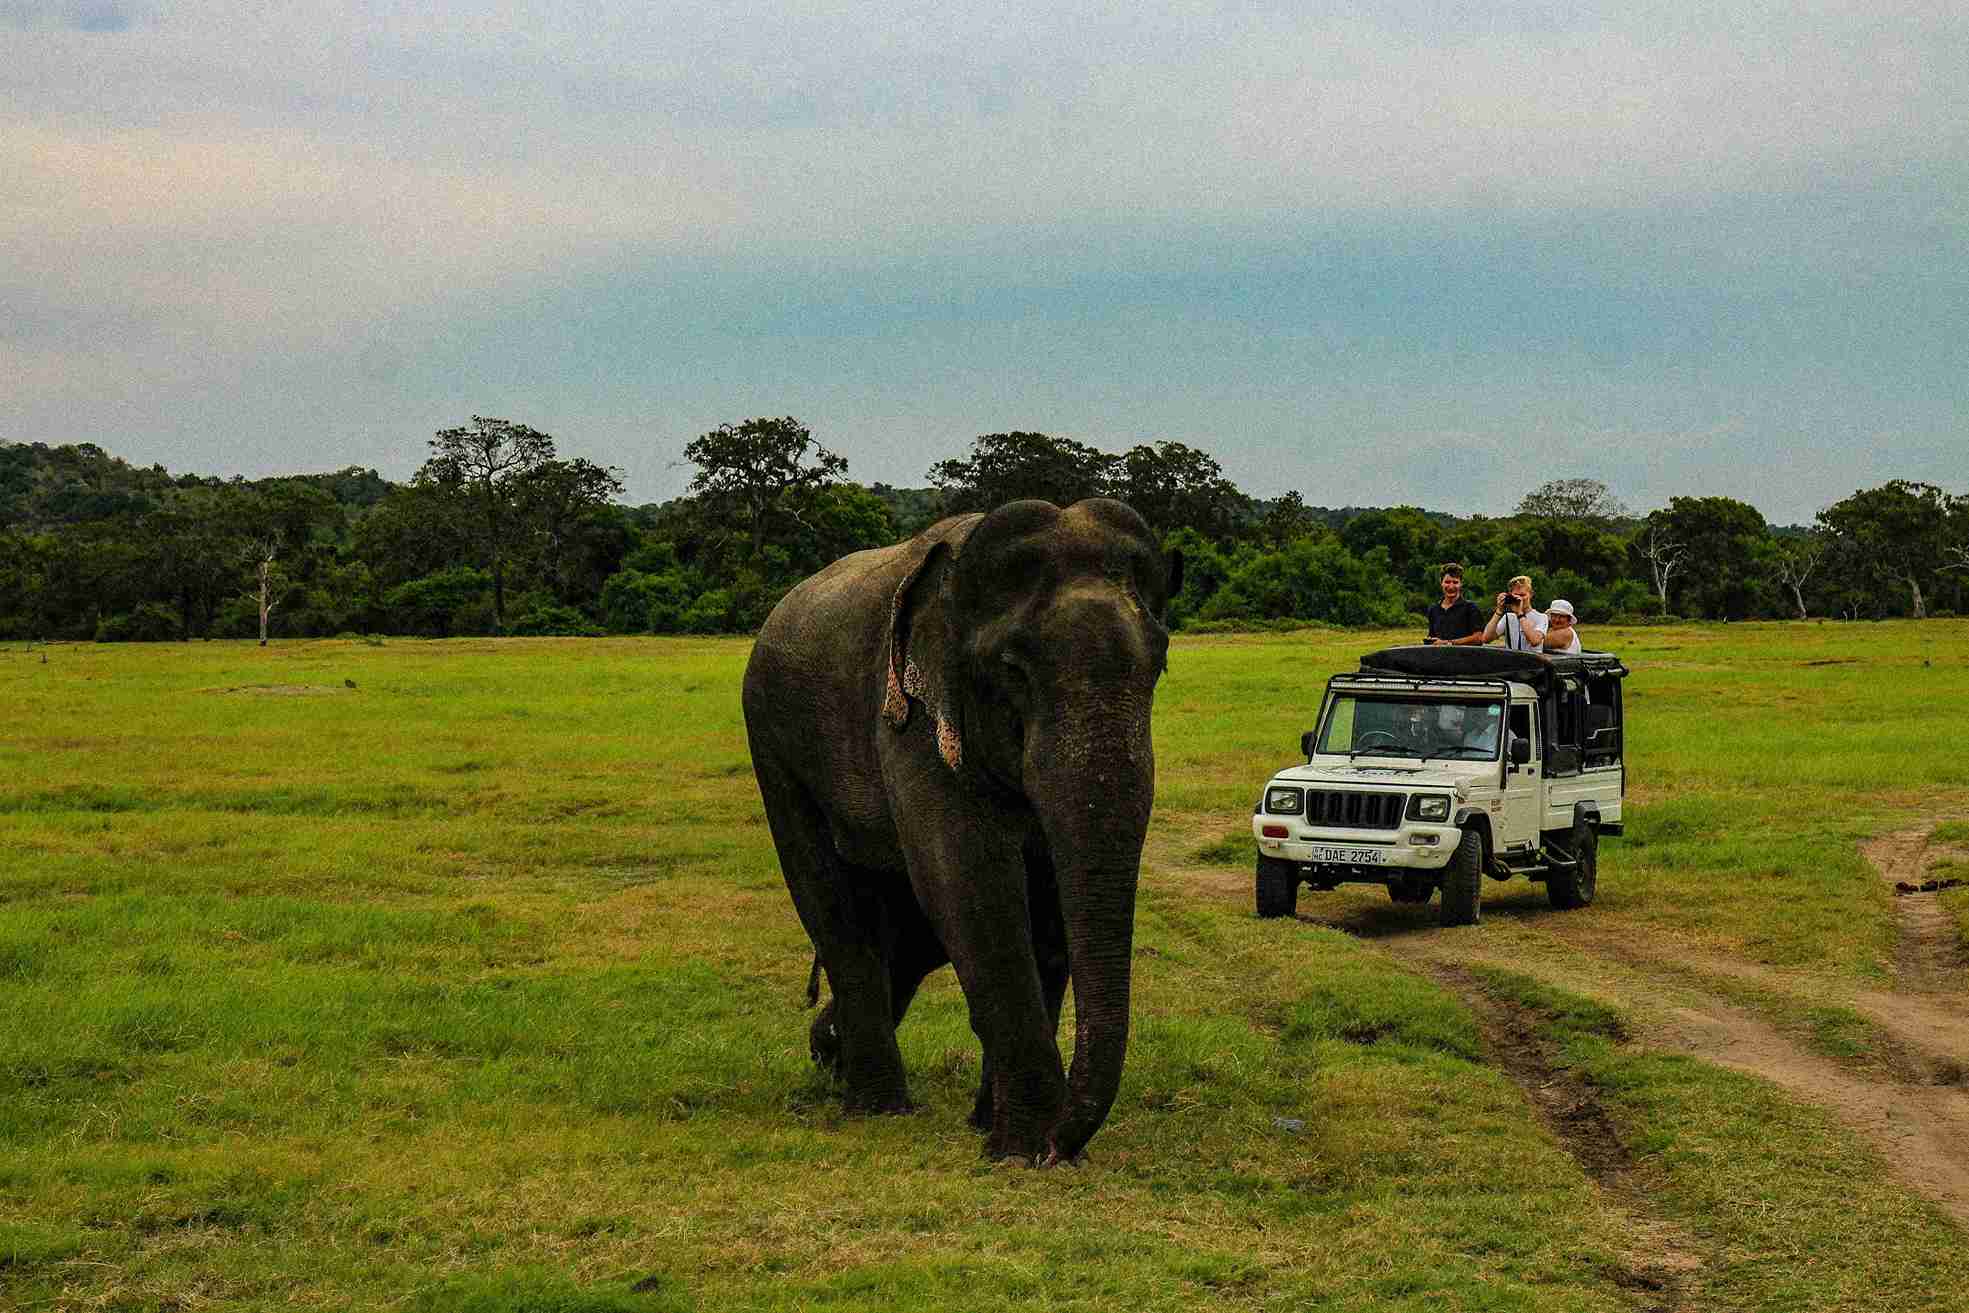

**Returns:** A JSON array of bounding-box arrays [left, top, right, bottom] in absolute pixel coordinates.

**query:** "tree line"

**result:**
[[2, 423, 1963, 643]]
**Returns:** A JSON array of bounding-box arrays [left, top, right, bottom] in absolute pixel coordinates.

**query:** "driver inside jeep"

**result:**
[[1390, 704, 1498, 757]]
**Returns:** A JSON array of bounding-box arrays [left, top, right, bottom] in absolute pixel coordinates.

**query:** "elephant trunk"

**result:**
[[1029, 698, 1155, 1161]]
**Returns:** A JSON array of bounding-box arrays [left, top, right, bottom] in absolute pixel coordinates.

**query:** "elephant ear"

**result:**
[[882, 538, 951, 736], [882, 524, 978, 774], [1161, 547, 1185, 622]]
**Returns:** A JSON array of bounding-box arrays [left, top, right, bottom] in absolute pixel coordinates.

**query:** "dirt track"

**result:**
[[1161, 819, 1969, 1243]]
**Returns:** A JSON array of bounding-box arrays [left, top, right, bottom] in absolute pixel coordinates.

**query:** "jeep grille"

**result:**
[[1306, 789, 1404, 830]]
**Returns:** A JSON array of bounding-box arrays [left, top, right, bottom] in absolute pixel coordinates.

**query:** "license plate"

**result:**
[[1305, 845, 1384, 865]]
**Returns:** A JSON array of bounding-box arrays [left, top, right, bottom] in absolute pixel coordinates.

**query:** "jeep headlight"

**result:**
[[1265, 785, 1305, 815], [1406, 793, 1453, 822]]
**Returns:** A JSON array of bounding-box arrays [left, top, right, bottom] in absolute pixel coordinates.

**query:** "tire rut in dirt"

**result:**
[[1544, 923, 1969, 1090], [1423, 962, 1706, 1311], [1864, 825, 1967, 994], [1405, 928, 1969, 1229]]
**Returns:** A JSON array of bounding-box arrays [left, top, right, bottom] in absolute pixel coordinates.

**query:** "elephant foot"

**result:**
[[841, 1085, 915, 1116], [981, 1112, 1055, 1163]]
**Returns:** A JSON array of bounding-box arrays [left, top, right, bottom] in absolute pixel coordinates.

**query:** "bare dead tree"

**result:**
[[1637, 522, 1686, 613], [242, 533, 283, 646], [1768, 535, 1825, 620]]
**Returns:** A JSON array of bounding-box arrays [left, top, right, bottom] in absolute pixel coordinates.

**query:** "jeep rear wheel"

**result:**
[[1440, 827, 1484, 927], [1256, 856, 1298, 919], [1547, 819, 1598, 910]]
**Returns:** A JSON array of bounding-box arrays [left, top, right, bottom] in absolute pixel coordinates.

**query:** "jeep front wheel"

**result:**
[[1440, 827, 1484, 927], [1547, 819, 1598, 910], [1256, 856, 1298, 919]]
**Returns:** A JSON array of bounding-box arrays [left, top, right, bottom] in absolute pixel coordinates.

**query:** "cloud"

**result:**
[[5, 2, 1963, 524], [1, 0, 137, 30], [1, 117, 736, 353]]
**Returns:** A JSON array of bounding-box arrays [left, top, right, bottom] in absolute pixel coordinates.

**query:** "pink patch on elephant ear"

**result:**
[[883, 567, 917, 729], [882, 666, 910, 728], [936, 713, 963, 770]]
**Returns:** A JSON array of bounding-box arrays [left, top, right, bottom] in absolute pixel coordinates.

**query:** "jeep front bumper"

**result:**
[[1251, 817, 1461, 873]]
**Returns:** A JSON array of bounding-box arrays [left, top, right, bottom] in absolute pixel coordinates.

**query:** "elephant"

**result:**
[[742, 498, 1180, 1162]]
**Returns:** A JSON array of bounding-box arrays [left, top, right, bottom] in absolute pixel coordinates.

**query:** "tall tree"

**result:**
[[1816, 480, 1960, 620], [354, 480, 478, 594], [684, 417, 847, 563], [421, 416, 560, 628], [928, 431, 1113, 514], [1641, 497, 1770, 619], [513, 457, 627, 605], [1105, 440, 1249, 538], [1258, 491, 1320, 548], [1516, 477, 1630, 522]]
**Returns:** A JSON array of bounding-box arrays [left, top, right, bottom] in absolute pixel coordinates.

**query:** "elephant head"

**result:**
[[881, 498, 1182, 1159]]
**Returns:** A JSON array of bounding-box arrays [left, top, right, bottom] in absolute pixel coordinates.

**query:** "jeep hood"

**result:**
[[1272, 762, 1471, 789]]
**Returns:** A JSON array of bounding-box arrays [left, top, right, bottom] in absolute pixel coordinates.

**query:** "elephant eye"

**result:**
[[998, 651, 1035, 695]]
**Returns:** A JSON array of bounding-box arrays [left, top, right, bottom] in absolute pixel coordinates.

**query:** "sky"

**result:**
[[5, 1, 1964, 525]]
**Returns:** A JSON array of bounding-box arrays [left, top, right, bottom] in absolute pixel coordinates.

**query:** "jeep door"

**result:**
[[1498, 700, 1541, 851]]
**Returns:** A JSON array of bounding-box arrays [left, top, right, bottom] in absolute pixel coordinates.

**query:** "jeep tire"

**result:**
[[1440, 827, 1484, 927], [1547, 818, 1598, 910], [1256, 856, 1298, 919]]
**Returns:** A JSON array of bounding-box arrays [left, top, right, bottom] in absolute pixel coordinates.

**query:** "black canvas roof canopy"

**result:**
[[1358, 644, 1628, 692]]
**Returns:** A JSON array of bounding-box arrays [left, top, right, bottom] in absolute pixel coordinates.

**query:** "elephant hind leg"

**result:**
[[809, 889, 943, 1080], [753, 757, 911, 1114]]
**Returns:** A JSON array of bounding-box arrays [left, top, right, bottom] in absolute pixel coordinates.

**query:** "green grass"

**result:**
[[2, 625, 1967, 1310]]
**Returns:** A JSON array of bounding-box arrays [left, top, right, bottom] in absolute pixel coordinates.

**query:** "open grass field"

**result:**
[[4, 622, 1968, 1312]]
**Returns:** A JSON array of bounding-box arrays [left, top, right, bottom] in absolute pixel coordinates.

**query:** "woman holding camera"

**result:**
[[1482, 574, 1547, 652]]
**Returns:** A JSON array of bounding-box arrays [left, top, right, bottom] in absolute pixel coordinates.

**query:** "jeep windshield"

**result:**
[[1317, 695, 1504, 761]]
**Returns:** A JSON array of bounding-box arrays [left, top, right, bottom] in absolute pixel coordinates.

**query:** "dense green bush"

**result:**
[[383, 567, 495, 637], [507, 605, 605, 637], [94, 603, 184, 643], [1200, 539, 1409, 627]]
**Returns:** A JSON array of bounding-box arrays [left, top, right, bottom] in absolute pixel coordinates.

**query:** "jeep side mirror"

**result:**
[[1509, 736, 1531, 766], [1300, 731, 1316, 758]]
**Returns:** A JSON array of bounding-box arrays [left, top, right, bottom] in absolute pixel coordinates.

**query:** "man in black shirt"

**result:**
[[1424, 562, 1486, 646]]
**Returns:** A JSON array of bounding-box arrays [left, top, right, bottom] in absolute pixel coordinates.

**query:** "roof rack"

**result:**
[[1329, 670, 1517, 699]]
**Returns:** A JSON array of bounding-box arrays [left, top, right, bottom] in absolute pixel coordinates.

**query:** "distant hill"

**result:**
[[0, 441, 396, 531]]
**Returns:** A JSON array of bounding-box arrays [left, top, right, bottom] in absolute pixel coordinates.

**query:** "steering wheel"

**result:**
[[1354, 731, 1399, 749]]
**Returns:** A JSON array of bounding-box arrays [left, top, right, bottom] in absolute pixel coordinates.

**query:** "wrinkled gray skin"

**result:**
[[742, 499, 1180, 1162]]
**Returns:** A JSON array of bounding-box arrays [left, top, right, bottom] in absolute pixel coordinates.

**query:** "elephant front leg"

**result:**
[[973, 849, 1070, 1135], [907, 829, 1067, 1160]]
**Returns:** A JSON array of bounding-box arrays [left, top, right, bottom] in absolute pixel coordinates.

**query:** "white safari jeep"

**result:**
[[1252, 645, 1628, 925]]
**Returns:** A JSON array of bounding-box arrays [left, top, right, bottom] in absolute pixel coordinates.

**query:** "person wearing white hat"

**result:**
[[1544, 599, 1582, 654]]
